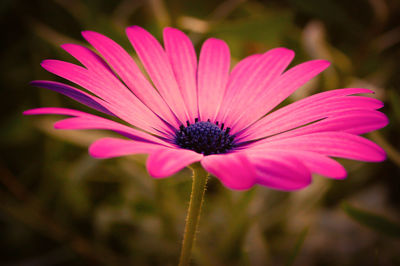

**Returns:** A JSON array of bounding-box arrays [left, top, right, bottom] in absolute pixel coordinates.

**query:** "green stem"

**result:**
[[178, 163, 209, 266]]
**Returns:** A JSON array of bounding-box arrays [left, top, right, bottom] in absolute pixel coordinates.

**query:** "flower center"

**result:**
[[175, 119, 235, 155]]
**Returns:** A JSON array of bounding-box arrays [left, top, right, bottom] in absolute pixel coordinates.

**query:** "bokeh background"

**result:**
[[1, 0, 400, 265]]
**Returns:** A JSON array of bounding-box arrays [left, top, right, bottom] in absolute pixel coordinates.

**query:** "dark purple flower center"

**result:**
[[175, 119, 235, 155]]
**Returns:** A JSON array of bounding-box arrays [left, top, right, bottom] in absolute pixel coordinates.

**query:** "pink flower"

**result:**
[[24, 26, 388, 191]]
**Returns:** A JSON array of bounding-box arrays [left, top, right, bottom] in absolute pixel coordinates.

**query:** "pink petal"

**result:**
[[230, 59, 330, 133], [24, 107, 84, 117], [23, 107, 173, 145], [147, 149, 203, 178], [215, 53, 261, 123], [252, 132, 386, 162], [41, 59, 135, 109], [197, 38, 230, 122], [202, 151, 313, 191], [163, 27, 198, 123], [30, 80, 113, 115], [41, 60, 109, 100], [60, 45, 154, 117], [266, 110, 388, 140], [89, 137, 161, 158], [54, 118, 172, 145], [248, 152, 312, 191], [249, 149, 346, 179], [89, 138, 203, 178], [126, 26, 190, 124], [201, 153, 256, 190], [80, 32, 179, 127], [220, 48, 294, 126], [239, 88, 381, 141], [40, 59, 171, 135], [61, 43, 117, 76]]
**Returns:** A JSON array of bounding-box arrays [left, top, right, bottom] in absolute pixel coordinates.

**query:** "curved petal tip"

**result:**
[[147, 149, 203, 178]]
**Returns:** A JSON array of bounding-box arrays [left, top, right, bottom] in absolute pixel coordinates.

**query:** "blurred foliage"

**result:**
[[1, 0, 400, 265], [342, 202, 400, 238]]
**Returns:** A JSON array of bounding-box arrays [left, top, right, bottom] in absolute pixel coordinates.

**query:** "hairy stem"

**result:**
[[178, 163, 209, 266]]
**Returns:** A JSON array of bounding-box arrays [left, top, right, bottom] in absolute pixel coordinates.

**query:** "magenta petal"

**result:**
[[267, 110, 388, 140], [288, 151, 347, 179], [89, 137, 160, 158], [80, 32, 179, 128], [308, 110, 389, 135], [163, 28, 198, 122], [40, 59, 171, 135], [260, 59, 331, 113], [147, 149, 203, 178], [201, 153, 256, 190], [254, 132, 386, 162], [248, 152, 312, 191], [41, 59, 134, 108], [202, 151, 312, 191], [239, 88, 382, 141], [24, 107, 173, 145], [61, 43, 117, 76], [30, 80, 113, 115], [250, 149, 346, 179], [220, 48, 295, 127], [40, 60, 106, 99], [197, 38, 230, 122], [230, 59, 330, 133], [126, 26, 190, 123], [54, 117, 172, 145], [90, 138, 202, 177], [24, 107, 84, 117], [215, 53, 261, 122]]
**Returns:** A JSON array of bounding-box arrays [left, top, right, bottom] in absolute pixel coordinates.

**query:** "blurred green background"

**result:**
[[1, 0, 400, 265]]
